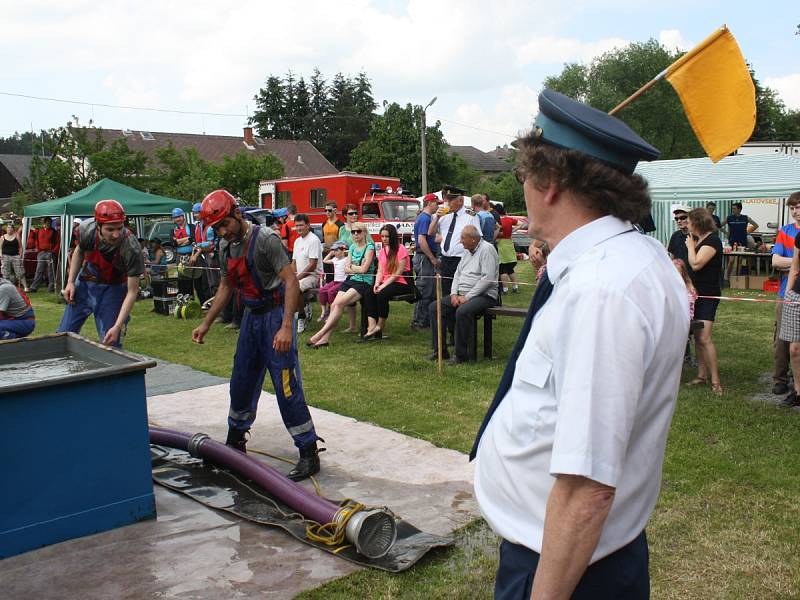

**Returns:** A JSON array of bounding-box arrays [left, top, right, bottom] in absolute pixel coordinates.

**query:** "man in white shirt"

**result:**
[[427, 185, 481, 296], [472, 90, 689, 599], [292, 213, 322, 333]]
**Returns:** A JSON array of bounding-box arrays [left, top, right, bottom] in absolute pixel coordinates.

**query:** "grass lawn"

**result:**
[[27, 264, 800, 599]]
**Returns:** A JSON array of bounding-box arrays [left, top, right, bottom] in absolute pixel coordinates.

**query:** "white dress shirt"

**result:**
[[437, 208, 482, 258], [474, 215, 689, 563]]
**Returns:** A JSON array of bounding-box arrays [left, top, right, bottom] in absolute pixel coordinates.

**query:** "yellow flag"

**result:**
[[665, 26, 756, 162]]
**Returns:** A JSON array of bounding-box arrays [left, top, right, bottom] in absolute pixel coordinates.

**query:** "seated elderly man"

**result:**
[[429, 225, 499, 364]]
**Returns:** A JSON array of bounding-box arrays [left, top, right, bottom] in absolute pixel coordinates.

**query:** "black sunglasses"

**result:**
[[325, 208, 336, 212], [351, 229, 363, 233], [674, 215, 688, 221]]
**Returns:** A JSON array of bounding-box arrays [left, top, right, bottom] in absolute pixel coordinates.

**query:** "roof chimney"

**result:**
[[243, 126, 255, 146]]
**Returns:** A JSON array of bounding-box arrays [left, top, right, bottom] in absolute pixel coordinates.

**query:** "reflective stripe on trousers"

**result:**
[[228, 306, 319, 449]]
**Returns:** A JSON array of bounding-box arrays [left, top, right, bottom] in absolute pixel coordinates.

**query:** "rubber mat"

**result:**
[[151, 446, 454, 572]]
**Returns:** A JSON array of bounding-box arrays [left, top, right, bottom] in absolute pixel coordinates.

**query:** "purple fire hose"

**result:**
[[149, 426, 396, 558]]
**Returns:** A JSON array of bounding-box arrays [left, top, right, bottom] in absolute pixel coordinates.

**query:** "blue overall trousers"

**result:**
[[0, 307, 35, 340], [227, 225, 319, 450]]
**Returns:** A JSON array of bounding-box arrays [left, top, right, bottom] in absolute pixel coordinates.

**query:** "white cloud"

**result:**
[[764, 73, 800, 111], [516, 35, 629, 66], [659, 29, 692, 52], [442, 83, 540, 150]]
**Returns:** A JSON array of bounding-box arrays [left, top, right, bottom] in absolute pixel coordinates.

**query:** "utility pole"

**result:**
[[420, 96, 437, 195]]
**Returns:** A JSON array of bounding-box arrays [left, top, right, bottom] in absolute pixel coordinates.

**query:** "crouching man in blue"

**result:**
[[471, 90, 689, 599], [0, 278, 35, 339], [58, 200, 143, 347], [191, 189, 323, 481]]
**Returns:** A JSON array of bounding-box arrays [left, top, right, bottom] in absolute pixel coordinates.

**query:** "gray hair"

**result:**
[[462, 224, 481, 239]]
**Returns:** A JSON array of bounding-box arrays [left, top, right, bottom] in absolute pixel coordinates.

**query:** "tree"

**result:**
[[0, 131, 45, 155], [251, 69, 376, 168], [147, 143, 218, 202], [252, 76, 288, 138], [87, 138, 148, 188], [448, 155, 482, 194], [292, 77, 312, 139], [347, 102, 454, 194], [545, 40, 704, 159], [481, 171, 525, 213], [308, 68, 330, 149], [217, 150, 284, 204]]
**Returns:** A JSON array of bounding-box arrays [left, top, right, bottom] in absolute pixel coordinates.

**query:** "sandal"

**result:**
[[686, 377, 707, 387], [711, 382, 724, 396]]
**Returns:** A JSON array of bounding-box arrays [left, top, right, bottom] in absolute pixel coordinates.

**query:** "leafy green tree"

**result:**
[[545, 40, 704, 159], [347, 102, 454, 194], [87, 138, 148, 187], [217, 150, 284, 204], [148, 143, 218, 201], [481, 171, 525, 213], [448, 155, 482, 194]]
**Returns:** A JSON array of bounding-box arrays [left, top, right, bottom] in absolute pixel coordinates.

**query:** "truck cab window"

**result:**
[[362, 202, 380, 219]]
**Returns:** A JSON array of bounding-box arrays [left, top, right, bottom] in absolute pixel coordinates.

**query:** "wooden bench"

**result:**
[[471, 305, 526, 360], [473, 307, 703, 361]]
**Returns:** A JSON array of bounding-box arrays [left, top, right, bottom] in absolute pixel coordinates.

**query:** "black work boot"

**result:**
[[225, 427, 249, 453], [287, 443, 322, 481]]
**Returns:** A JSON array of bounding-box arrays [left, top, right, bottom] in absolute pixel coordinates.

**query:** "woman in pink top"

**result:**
[[362, 224, 411, 340]]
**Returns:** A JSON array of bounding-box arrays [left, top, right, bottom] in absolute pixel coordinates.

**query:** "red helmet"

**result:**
[[200, 189, 237, 228], [95, 199, 125, 224]]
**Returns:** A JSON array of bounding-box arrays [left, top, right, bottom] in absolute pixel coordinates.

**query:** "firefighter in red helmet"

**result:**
[[58, 199, 144, 347], [192, 189, 323, 481]]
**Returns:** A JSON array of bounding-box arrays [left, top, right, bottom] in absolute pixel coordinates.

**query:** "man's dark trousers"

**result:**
[[494, 531, 649, 600], [429, 295, 494, 360], [438, 256, 460, 296]]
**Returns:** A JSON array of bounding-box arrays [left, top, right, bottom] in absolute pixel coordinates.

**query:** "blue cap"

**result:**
[[192, 203, 202, 213], [273, 207, 288, 218], [533, 90, 660, 174], [171, 208, 185, 218]]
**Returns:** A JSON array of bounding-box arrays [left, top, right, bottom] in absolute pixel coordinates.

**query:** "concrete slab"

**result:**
[[144, 359, 228, 397], [0, 384, 479, 599]]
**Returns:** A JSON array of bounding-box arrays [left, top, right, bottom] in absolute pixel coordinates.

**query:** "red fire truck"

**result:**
[[258, 173, 421, 242]]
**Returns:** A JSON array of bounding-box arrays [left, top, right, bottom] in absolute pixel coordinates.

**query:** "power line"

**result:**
[[0, 91, 248, 118], [1, 89, 521, 139], [435, 117, 519, 139]]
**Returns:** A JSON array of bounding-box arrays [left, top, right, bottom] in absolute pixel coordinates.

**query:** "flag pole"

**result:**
[[608, 25, 729, 116], [608, 70, 667, 115]]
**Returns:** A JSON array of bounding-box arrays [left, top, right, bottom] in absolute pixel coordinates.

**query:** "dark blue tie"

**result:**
[[469, 271, 554, 461]]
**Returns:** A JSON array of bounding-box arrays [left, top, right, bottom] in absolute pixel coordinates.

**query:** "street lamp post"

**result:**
[[420, 96, 437, 195]]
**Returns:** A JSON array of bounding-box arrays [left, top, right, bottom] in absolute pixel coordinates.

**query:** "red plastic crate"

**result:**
[[763, 279, 780, 293]]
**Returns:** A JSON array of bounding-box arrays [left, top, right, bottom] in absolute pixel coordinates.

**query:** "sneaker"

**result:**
[[512, 285, 519, 293], [772, 382, 790, 395], [304, 303, 313, 321], [780, 391, 799, 407], [501, 287, 509, 295], [297, 318, 307, 333], [225, 322, 240, 331]]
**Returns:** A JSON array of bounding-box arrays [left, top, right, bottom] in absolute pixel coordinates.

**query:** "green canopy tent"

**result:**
[[22, 178, 192, 291]]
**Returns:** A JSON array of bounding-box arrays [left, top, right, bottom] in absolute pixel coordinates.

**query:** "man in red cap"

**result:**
[[58, 199, 144, 347], [410, 193, 440, 330], [191, 189, 323, 481]]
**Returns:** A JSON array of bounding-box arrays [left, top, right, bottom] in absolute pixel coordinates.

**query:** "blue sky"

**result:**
[[2, 1, 798, 151]]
